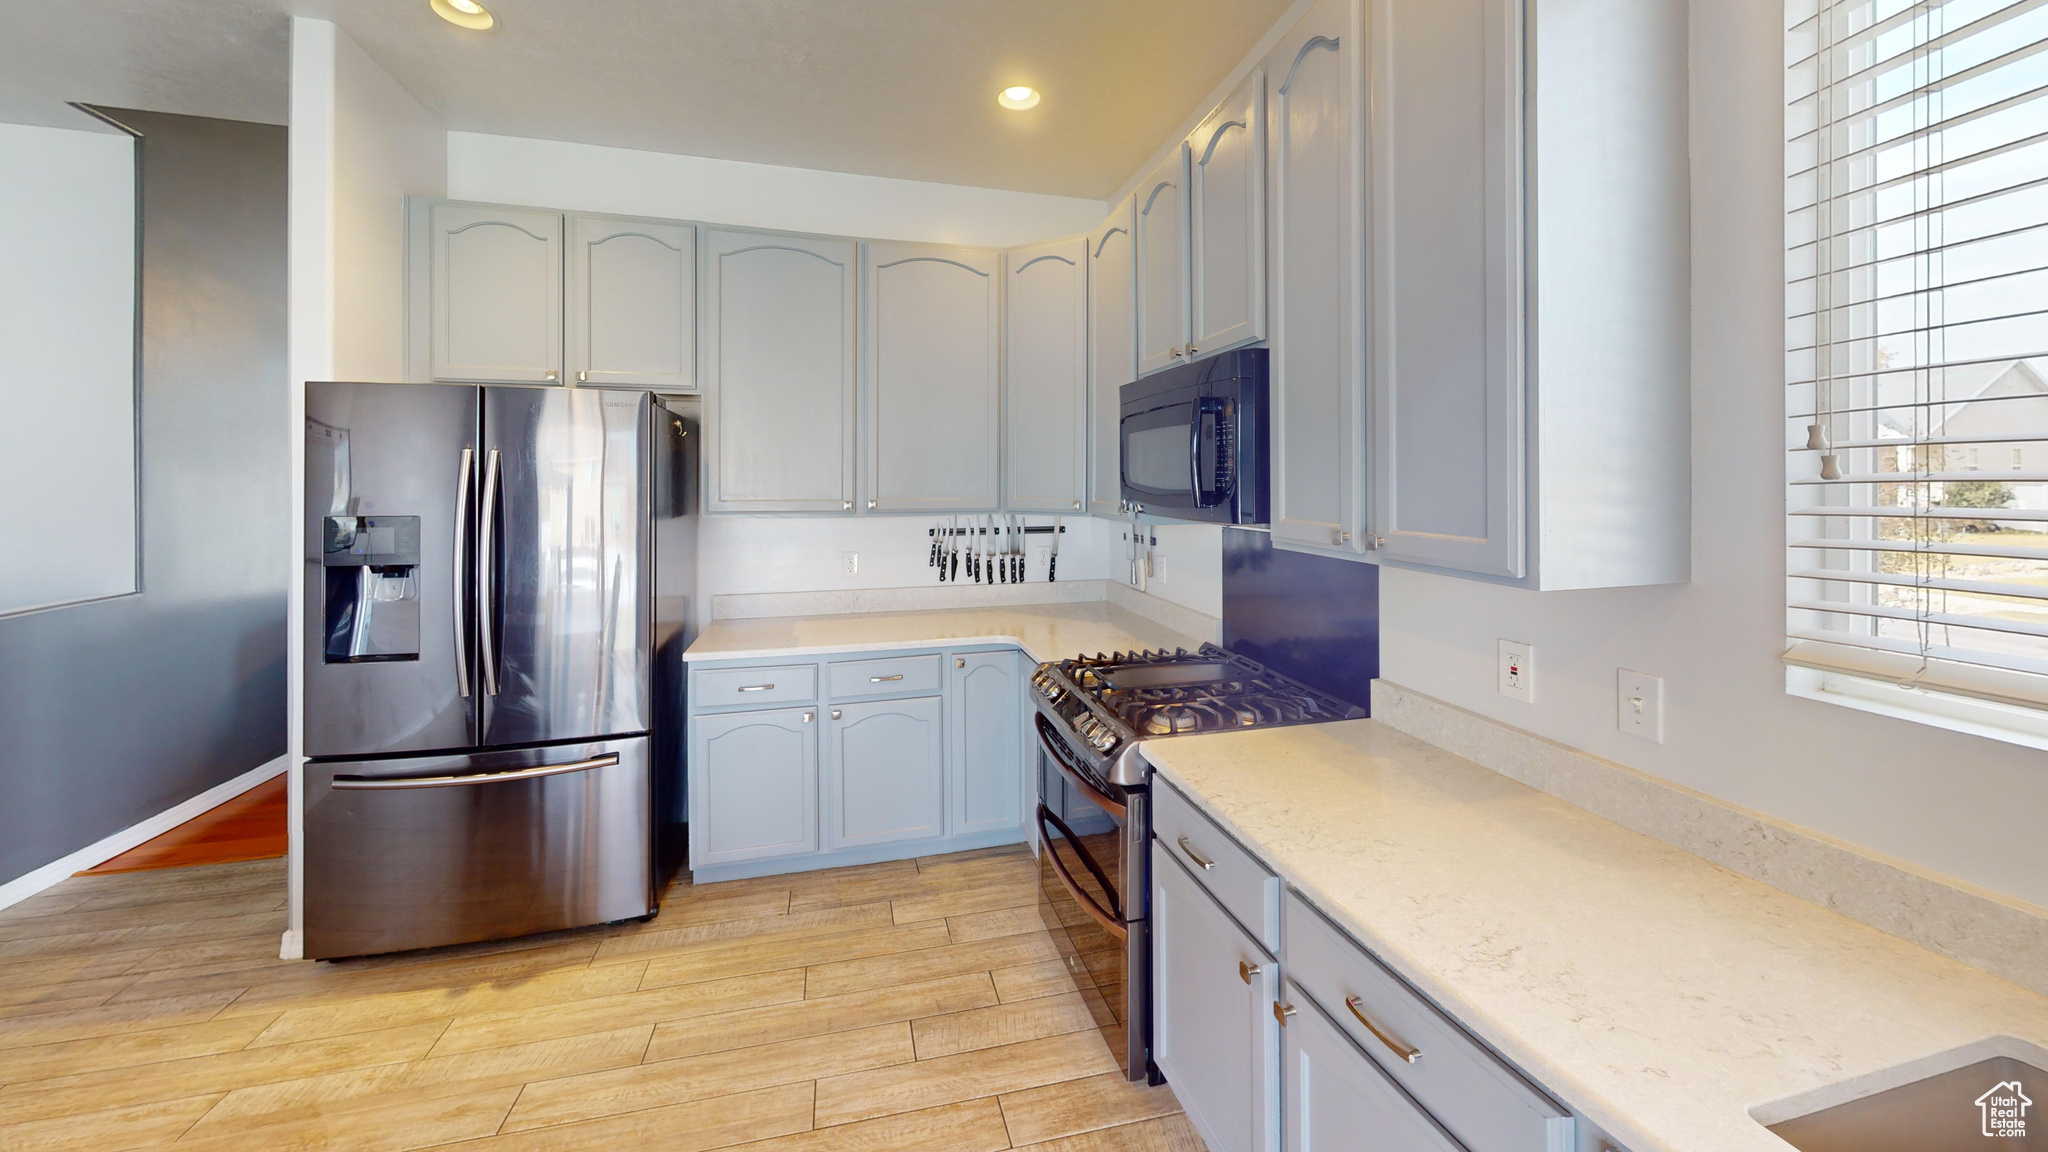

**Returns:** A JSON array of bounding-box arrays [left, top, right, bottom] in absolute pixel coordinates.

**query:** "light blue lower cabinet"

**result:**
[[686, 647, 1032, 882], [829, 695, 945, 848], [1280, 985, 1466, 1152], [689, 705, 819, 867], [951, 650, 1022, 836], [1152, 843, 1281, 1152]]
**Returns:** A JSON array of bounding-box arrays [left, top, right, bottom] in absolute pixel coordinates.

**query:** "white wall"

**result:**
[[1375, 0, 2048, 911], [1133, 522, 1225, 619], [0, 122, 136, 617], [333, 31, 445, 381], [447, 132, 1103, 247], [284, 17, 446, 957], [698, 515, 1122, 622]]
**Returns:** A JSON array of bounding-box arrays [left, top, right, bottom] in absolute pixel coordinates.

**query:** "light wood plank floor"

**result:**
[[0, 845, 1205, 1151]]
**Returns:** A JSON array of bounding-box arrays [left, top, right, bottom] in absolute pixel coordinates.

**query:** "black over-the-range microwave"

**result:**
[[1119, 347, 1268, 525]]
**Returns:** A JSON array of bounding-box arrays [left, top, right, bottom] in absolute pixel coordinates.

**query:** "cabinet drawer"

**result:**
[[693, 664, 818, 708], [1283, 892, 1569, 1152], [828, 654, 942, 699], [1153, 779, 1279, 952]]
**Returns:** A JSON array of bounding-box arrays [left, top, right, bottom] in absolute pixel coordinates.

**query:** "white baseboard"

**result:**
[[278, 928, 303, 961], [0, 754, 289, 912]]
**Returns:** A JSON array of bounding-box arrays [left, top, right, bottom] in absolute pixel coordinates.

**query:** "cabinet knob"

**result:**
[[842, 501, 853, 510], [831, 709, 841, 720], [803, 712, 814, 723], [545, 369, 559, 382], [1239, 960, 1262, 985], [956, 657, 966, 668], [1186, 345, 1197, 356], [1273, 1002, 1297, 1026], [867, 500, 877, 510], [576, 370, 587, 384], [1073, 500, 1082, 510], [1337, 530, 1350, 544]]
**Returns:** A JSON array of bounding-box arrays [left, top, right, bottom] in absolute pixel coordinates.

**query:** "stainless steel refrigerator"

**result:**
[[301, 381, 693, 960]]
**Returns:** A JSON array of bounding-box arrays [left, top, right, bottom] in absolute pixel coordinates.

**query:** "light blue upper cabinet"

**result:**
[[1265, 0, 1369, 559], [1004, 238, 1090, 513], [1368, 0, 1525, 579], [1368, 0, 1690, 588], [691, 705, 819, 866], [864, 241, 1003, 513], [828, 695, 946, 849], [419, 201, 565, 384], [1136, 147, 1193, 378], [703, 229, 859, 514], [1189, 69, 1268, 358], [950, 651, 1022, 836], [566, 214, 695, 391], [1088, 197, 1139, 518]]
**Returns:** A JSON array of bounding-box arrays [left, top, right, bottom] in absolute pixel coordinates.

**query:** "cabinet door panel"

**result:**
[[1004, 238, 1089, 513], [1136, 147, 1192, 378], [830, 696, 945, 848], [1089, 199, 1138, 517], [691, 706, 818, 866], [1370, 0, 1526, 577], [704, 231, 857, 513], [1190, 70, 1267, 357], [429, 202, 563, 384], [865, 242, 1002, 512], [1282, 985, 1466, 1152], [950, 651, 1021, 836], [568, 215, 695, 390], [1153, 846, 1278, 1152], [1266, 0, 1367, 558]]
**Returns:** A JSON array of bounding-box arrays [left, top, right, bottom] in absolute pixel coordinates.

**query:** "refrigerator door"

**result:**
[[480, 387, 652, 747], [302, 735, 653, 959], [304, 381, 478, 759]]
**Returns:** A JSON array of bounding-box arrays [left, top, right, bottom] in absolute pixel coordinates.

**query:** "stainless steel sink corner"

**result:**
[[1753, 1040, 2046, 1152]]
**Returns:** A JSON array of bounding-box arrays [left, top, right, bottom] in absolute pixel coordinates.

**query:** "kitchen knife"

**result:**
[[1016, 518, 1025, 582], [950, 516, 959, 581], [1049, 517, 1059, 582]]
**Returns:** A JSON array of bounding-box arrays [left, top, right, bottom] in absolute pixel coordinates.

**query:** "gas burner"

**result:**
[[1043, 643, 1366, 741]]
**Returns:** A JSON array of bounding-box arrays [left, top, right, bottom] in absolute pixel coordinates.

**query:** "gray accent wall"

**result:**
[[0, 110, 288, 884]]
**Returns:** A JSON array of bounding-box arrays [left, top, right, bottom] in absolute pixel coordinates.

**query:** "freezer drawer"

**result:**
[[304, 736, 652, 959]]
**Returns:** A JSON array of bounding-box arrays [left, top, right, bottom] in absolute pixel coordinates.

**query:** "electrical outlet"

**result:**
[[840, 551, 858, 577], [1034, 544, 1050, 578], [1618, 669, 1664, 742], [1152, 550, 1166, 579], [1498, 640, 1534, 702]]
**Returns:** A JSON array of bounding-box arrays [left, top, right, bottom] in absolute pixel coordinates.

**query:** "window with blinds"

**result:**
[[1785, 0, 2048, 729]]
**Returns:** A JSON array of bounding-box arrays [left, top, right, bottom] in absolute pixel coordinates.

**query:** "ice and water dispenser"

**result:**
[[322, 514, 422, 662]]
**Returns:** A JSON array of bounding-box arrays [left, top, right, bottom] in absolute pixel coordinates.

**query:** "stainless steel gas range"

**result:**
[[1027, 643, 1366, 1082]]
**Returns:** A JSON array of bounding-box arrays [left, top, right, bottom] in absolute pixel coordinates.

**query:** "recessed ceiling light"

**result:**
[[998, 86, 1041, 111], [430, 0, 495, 30]]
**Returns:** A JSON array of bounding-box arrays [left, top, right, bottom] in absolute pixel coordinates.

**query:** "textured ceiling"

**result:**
[[0, 0, 1295, 198]]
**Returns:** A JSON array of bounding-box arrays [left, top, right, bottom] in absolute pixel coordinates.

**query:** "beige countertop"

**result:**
[[1140, 719, 2048, 1152], [682, 600, 1205, 665]]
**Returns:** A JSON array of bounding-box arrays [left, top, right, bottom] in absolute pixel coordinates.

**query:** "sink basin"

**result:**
[[1764, 1055, 2043, 1152]]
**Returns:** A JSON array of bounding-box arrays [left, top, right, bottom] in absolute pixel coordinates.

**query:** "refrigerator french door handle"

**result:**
[[329, 752, 620, 791], [479, 447, 502, 697], [452, 447, 474, 699]]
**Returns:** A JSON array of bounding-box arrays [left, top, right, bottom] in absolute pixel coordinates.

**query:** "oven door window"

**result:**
[[1122, 399, 1229, 508], [1121, 400, 1197, 505]]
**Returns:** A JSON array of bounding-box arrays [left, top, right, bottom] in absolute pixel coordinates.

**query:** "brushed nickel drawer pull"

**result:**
[[1177, 836, 1215, 871], [870, 674, 904, 682], [1239, 960, 1261, 985], [737, 684, 775, 692], [1273, 1001, 1296, 1026], [1345, 996, 1422, 1063]]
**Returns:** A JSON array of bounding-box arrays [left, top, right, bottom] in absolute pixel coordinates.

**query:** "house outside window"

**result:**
[[1785, 0, 2048, 748]]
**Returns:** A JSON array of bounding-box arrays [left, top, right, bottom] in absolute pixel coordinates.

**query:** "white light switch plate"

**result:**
[[1618, 669, 1664, 742], [1498, 640, 1534, 702]]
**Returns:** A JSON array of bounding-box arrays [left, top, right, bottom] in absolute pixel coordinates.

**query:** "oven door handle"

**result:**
[[1034, 714, 1127, 820], [1037, 802, 1129, 941]]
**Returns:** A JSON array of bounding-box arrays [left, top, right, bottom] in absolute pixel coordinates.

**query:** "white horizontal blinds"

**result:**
[[1786, 0, 2048, 708]]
